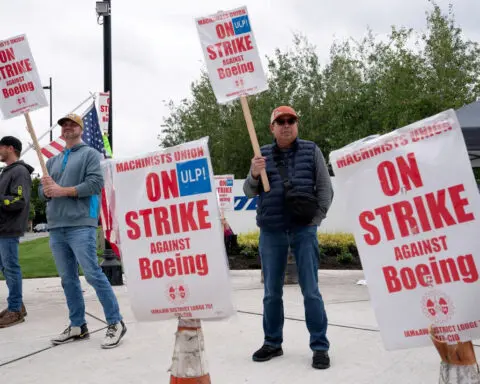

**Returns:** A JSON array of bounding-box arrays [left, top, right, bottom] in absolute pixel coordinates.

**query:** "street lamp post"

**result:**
[[96, 0, 123, 286], [42, 77, 53, 141]]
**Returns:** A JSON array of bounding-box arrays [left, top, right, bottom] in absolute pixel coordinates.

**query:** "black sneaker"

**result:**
[[51, 324, 90, 345], [312, 350, 330, 369], [252, 344, 283, 362]]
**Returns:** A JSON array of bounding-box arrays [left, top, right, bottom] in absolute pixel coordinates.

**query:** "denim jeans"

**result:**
[[49, 226, 122, 326], [259, 225, 329, 351], [0, 237, 22, 312]]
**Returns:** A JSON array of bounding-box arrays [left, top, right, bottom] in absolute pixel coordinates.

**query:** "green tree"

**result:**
[[30, 177, 46, 224], [160, 1, 480, 176]]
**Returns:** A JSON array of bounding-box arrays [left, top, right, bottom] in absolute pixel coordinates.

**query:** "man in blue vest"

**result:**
[[243, 106, 333, 369]]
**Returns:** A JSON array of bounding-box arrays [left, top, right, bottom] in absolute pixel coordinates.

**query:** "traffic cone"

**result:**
[[169, 318, 211, 384]]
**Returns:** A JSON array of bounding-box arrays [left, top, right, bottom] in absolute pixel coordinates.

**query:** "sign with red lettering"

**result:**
[[107, 138, 235, 321], [0, 34, 48, 119], [214, 174, 234, 211], [329, 109, 480, 350], [195, 6, 267, 103], [98, 92, 109, 134]]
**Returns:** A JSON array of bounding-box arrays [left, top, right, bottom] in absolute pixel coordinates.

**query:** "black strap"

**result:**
[[274, 154, 292, 190]]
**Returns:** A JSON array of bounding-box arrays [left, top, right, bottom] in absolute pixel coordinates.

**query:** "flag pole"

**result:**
[[21, 93, 95, 156], [98, 0, 123, 286]]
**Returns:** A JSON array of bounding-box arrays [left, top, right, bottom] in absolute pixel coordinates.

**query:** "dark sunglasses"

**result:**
[[275, 117, 297, 125]]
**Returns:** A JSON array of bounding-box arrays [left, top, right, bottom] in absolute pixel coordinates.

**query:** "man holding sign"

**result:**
[[243, 106, 334, 369], [39, 114, 126, 349]]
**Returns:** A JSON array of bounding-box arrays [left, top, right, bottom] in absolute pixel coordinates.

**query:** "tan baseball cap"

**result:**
[[270, 106, 298, 124], [58, 113, 84, 129]]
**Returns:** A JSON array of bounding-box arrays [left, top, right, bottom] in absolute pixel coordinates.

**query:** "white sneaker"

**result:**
[[101, 320, 127, 349], [51, 324, 90, 345]]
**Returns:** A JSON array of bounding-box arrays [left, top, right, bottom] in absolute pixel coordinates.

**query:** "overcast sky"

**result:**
[[1, 0, 479, 174]]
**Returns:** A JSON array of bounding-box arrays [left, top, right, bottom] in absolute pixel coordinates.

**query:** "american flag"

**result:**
[[41, 102, 120, 258]]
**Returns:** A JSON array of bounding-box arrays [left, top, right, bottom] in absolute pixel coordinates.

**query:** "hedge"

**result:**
[[227, 231, 362, 270]]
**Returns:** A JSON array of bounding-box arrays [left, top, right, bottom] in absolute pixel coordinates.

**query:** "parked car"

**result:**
[[33, 223, 48, 233]]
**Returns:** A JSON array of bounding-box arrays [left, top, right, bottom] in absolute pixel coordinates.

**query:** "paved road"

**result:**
[[19, 232, 49, 243]]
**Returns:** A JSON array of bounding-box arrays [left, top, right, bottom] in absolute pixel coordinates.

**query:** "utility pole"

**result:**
[[96, 0, 123, 286], [42, 77, 53, 141]]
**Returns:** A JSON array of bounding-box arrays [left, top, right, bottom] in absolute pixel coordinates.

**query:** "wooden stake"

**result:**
[[24, 112, 48, 176], [240, 96, 270, 192]]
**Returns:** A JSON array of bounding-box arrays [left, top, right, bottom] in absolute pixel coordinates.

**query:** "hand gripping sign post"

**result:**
[[0, 34, 49, 175], [102, 138, 234, 382], [195, 6, 270, 192], [329, 109, 480, 382]]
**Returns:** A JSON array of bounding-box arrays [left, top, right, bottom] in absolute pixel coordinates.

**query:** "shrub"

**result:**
[[234, 231, 361, 269]]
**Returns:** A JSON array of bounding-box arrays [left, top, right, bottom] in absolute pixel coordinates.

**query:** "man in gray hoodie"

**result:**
[[39, 113, 126, 349], [0, 136, 33, 328]]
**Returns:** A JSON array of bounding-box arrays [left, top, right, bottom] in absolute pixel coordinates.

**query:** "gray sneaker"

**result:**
[[101, 321, 127, 349], [51, 324, 89, 345]]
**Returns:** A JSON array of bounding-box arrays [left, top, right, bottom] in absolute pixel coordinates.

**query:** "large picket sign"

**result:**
[[329, 109, 480, 350], [108, 138, 234, 321], [195, 6, 267, 103], [0, 34, 48, 119]]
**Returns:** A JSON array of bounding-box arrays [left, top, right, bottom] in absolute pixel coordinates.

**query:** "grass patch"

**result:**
[[18, 237, 58, 278], [0, 232, 106, 280], [0, 237, 58, 280]]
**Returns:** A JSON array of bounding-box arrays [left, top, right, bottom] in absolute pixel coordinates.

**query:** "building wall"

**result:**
[[223, 178, 352, 234]]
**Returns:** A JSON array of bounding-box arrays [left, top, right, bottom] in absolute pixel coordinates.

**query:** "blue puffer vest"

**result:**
[[256, 138, 316, 230]]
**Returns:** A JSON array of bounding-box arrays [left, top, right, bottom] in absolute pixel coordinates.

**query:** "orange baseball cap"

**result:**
[[270, 106, 298, 124], [58, 113, 84, 129]]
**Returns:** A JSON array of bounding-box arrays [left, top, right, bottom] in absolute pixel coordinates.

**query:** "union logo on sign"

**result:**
[[165, 281, 190, 305], [421, 290, 455, 324]]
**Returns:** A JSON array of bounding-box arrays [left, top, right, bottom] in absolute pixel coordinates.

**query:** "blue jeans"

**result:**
[[259, 226, 329, 351], [0, 237, 22, 312], [49, 226, 122, 326]]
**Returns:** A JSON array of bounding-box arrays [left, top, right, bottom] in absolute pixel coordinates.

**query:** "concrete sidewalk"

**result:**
[[0, 270, 475, 383]]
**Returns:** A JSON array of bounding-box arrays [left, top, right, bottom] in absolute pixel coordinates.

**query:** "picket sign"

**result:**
[[0, 34, 49, 175], [195, 6, 270, 191], [103, 137, 235, 322], [330, 109, 480, 351]]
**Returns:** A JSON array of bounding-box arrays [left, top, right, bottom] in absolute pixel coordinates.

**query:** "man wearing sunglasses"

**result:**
[[243, 105, 333, 370]]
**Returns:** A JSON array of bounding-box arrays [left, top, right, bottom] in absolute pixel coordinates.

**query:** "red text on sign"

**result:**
[[139, 252, 209, 280], [377, 153, 423, 196], [207, 35, 254, 60], [146, 170, 179, 201], [0, 59, 33, 80], [394, 235, 448, 261], [125, 200, 211, 239], [2, 81, 34, 99], [359, 184, 475, 245], [218, 61, 254, 79], [0, 48, 15, 63], [216, 22, 235, 39], [382, 254, 478, 293]]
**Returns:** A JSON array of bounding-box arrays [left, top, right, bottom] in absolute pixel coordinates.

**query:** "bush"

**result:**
[[232, 231, 362, 270]]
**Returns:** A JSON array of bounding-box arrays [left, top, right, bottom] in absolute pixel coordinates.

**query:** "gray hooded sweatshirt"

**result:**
[[38, 143, 104, 229]]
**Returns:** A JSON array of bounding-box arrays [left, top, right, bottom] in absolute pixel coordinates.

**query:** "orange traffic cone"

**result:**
[[169, 318, 211, 384]]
